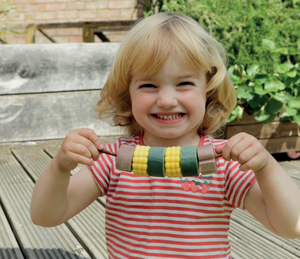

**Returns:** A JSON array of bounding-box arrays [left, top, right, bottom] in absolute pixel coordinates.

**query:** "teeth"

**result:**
[[157, 114, 182, 120]]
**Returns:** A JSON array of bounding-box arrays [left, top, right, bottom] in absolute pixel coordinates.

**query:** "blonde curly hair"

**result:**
[[94, 12, 236, 137]]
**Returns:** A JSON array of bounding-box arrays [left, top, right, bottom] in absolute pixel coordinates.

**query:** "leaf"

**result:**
[[262, 39, 275, 50], [265, 98, 283, 114], [227, 105, 243, 123], [261, 113, 277, 124], [254, 109, 270, 122], [236, 85, 253, 99], [271, 48, 288, 55], [248, 94, 269, 109], [228, 66, 243, 83], [276, 63, 293, 74], [239, 56, 253, 64], [254, 74, 269, 84], [264, 79, 285, 91], [285, 106, 297, 116], [254, 84, 269, 95], [293, 0, 300, 9], [288, 97, 300, 108], [286, 69, 297, 78], [247, 64, 260, 76], [271, 92, 286, 102], [293, 115, 300, 126]]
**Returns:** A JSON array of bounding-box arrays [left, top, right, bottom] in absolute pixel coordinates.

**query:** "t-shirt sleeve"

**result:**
[[224, 160, 256, 209], [87, 141, 119, 196]]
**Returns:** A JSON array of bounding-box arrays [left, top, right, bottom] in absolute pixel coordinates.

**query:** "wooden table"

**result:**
[[0, 139, 300, 259]]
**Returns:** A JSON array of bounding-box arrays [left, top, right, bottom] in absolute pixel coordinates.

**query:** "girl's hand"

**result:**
[[215, 132, 269, 172], [56, 128, 105, 172]]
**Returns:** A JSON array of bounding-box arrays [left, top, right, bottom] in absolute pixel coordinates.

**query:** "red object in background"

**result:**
[[287, 151, 300, 159]]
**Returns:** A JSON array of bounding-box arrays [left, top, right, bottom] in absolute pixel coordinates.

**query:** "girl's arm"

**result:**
[[30, 128, 104, 227], [217, 133, 300, 239]]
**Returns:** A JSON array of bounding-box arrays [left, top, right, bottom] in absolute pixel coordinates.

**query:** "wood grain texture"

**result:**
[[0, 91, 124, 142], [0, 43, 120, 95]]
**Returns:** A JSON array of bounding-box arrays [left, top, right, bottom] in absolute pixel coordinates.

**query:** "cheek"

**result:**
[[131, 93, 153, 117], [182, 92, 206, 111]]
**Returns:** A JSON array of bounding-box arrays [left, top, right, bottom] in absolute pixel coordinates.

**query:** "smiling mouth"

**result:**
[[153, 113, 184, 121]]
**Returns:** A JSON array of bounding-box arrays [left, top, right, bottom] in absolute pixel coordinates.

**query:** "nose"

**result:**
[[157, 87, 178, 108]]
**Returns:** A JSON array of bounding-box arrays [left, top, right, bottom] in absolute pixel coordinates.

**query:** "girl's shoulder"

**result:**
[[106, 134, 142, 152]]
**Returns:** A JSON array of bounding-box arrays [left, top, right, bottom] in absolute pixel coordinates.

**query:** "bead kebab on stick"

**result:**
[[99, 144, 222, 177]]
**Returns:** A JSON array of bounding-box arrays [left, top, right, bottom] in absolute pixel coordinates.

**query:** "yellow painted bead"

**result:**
[[132, 145, 150, 177], [164, 147, 182, 178]]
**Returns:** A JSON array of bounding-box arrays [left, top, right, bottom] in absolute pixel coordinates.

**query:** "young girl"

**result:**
[[30, 13, 300, 259]]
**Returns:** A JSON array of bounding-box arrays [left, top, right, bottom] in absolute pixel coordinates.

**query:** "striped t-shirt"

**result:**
[[88, 134, 256, 259]]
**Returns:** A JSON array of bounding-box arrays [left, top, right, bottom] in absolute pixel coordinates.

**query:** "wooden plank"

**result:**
[[228, 112, 284, 125], [0, 91, 124, 142], [226, 121, 299, 139], [26, 20, 137, 30], [226, 113, 300, 153], [0, 43, 119, 94], [279, 160, 300, 181], [26, 27, 35, 43], [0, 204, 24, 259], [12, 147, 108, 259], [231, 209, 300, 257], [13, 147, 81, 177], [0, 149, 91, 259], [229, 220, 299, 259], [258, 137, 300, 154], [66, 201, 108, 259]]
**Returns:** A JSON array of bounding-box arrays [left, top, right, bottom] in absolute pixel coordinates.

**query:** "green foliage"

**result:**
[[138, 0, 300, 126], [0, 0, 16, 44], [159, 0, 300, 66], [228, 40, 300, 125], [135, 0, 164, 17]]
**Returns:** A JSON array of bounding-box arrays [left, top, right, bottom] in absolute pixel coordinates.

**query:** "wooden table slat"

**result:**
[[1, 141, 300, 258], [229, 220, 300, 259], [0, 149, 91, 259], [231, 209, 300, 257], [280, 160, 300, 181], [67, 201, 107, 259], [12, 147, 108, 259], [0, 204, 24, 259], [44, 146, 82, 175]]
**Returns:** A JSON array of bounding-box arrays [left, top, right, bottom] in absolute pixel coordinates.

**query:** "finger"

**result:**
[[214, 145, 224, 155], [239, 153, 262, 172], [237, 145, 258, 166], [72, 135, 100, 161], [68, 150, 95, 166], [69, 142, 92, 158], [229, 140, 253, 162], [76, 128, 105, 151], [223, 133, 254, 161], [222, 135, 243, 161]]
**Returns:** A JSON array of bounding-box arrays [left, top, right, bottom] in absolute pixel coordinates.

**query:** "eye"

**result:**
[[139, 84, 156, 88], [178, 81, 194, 86]]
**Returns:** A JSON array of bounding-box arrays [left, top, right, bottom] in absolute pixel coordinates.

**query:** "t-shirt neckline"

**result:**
[[138, 135, 205, 147]]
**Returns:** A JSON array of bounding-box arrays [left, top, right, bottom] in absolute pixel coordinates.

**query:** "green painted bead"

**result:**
[[147, 147, 166, 177], [180, 146, 199, 177]]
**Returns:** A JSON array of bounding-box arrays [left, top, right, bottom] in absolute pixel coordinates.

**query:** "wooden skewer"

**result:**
[[98, 149, 117, 156], [215, 153, 222, 159], [99, 149, 223, 159]]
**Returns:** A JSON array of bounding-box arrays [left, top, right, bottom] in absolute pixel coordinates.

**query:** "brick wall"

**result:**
[[3, 0, 144, 44]]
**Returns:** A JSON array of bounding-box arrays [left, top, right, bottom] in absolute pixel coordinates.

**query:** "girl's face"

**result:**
[[129, 54, 207, 147]]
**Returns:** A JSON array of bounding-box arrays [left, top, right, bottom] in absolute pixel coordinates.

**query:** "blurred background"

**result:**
[[1, 0, 300, 160]]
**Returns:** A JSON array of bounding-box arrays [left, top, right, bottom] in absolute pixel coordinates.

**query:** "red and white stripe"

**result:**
[[89, 135, 256, 259]]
